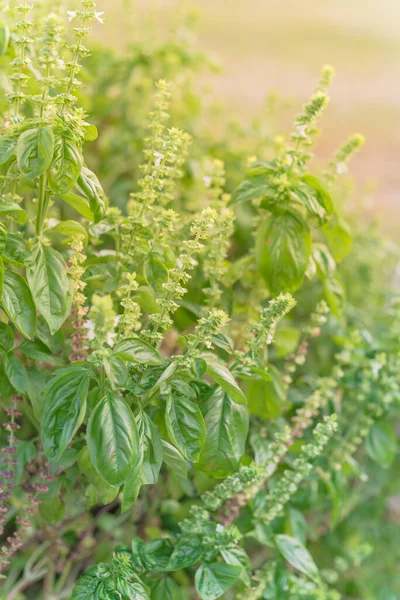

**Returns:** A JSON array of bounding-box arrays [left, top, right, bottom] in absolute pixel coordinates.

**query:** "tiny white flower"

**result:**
[[107, 332, 116, 347], [85, 320, 95, 340], [203, 175, 212, 188], [296, 124, 307, 137], [336, 161, 347, 175], [216, 524, 224, 533], [94, 12, 104, 24], [266, 333, 273, 345], [154, 151, 164, 168], [67, 10, 77, 21]]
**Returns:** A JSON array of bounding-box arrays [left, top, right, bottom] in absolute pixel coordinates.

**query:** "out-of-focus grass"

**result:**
[[97, 0, 400, 235]]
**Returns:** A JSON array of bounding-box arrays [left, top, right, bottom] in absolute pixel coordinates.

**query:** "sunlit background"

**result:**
[[97, 0, 400, 236]]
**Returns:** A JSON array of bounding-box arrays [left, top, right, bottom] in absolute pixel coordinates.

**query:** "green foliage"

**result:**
[[0, 2, 399, 600]]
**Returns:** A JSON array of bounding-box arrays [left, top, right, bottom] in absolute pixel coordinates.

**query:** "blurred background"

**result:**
[[97, 0, 400, 236]]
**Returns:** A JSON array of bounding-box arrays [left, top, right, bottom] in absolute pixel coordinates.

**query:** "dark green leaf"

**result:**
[[275, 534, 319, 581], [161, 440, 188, 478], [18, 339, 64, 366], [42, 364, 89, 462], [166, 395, 206, 462], [59, 191, 94, 221], [87, 392, 140, 487], [195, 563, 241, 600], [0, 321, 13, 351], [78, 446, 119, 505], [247, 365, 285, 420], [151, 577, 183, 600], [16, 127, 54, 179], [2, 233, 30, 267], [366, 422, 397, 468], [76, 166, 106, 223], [121, 456, 143, 513], [0, 222, 7, 253], [301, 173, 334, 217], [1, 270, 36, 339], [27, 242, 72, 334], [0, 136, 16, 165], [0, 201, 27, 225], [167, 536, 204, 571], [144, 254, 168, 293], [48, 135, 83, 194], [136, 409, 163, 485], [220, 548, 251, 587], [203, 354, 247, 406], [5, 353, 29, 393], [256, 211, 312, 295], [199, 387, 249, 478], [104, 354, 128, 389], [113, 337, 163, 366]]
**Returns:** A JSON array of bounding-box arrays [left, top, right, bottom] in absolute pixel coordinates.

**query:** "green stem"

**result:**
[[36, 173, 48, 237]]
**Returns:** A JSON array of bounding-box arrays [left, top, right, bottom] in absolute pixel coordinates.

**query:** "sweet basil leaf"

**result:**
[[0, 201, 27, 225], [16, 127, 54, 179], [301, 173, 334, 217], [220, 547, 251, 588], [167, 536, 204, 571], [113, 337, 163, 366], [77, 446, 119, 505], [18, 339, 64, 366], [195, 563, 241, 600], [59, 191, 94, 221], [121, 455, 143, 513], [198, 387, 249, 478], [27, 242, 73, 334], [76, 166, 106, 223], [0, 136, 16, 165], [256, 210, 312, 295], [2, 233, 30, 267], [136, 409, 163, 485], [165, 395, 206, 462], [1, 270, 36, 339], [366, 422, 397, 468], [5, 353, 29, 394], [161, 440, 188, 479], [151, 577, 183, 600], [48, 135, 83, 194], [203, 354, 247, 406], [275, 534, 319, 582], [87, 392, 139, 487], [42, 364, 90, 462], [0, 321, 14, 352]]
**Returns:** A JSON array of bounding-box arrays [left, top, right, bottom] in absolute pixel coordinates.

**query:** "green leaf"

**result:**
[[313, 243, 336, 280], [0, 201, 27, 225], [76, 166, 106, 223], [104, 354, 128, 389], [161, 440, 188, 478], [78, 447, 119, 505], [195, 563, 241, 600], [366, 422, 397, 468], [0, 321, 14, 352], [27, 242, 73, 334], [139, 539, 174, 571], [167, 536, 204, 571], [322, 216, 352, 262], [301, 173, 334, 217], [136, 409, 163, 484], [121, 456, 143, 513], [323, 276, 345, 319], [18, 339, 64, 366], [220, 548, 251, 587], [87, 392, 140, 487], [256, 211, 312, 295], [275, 534, 319, 582], [16, 127, 54, 179], [0, 22, 10, 56], [0, 136, 16, 165], [42, 364, 90, 462], [247, 365, 286, 420], [151, 577, 183, 600], [166, 395, 206, 462], [47, 220, 88, 244], [1, 270, 36, 339], [0, 222, 7, 253], [2, 233, 30, 267], [144, 254, 168, 293], [59, 191, 94, 221], [48, 135, 83, 194], [199, 387, 249, 478], [203, 354, 247, 406], [5, 353, 29, 393], [0, 257, 3, 297], [113, 337, 163, 366], [230, 175, 272, 206]]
